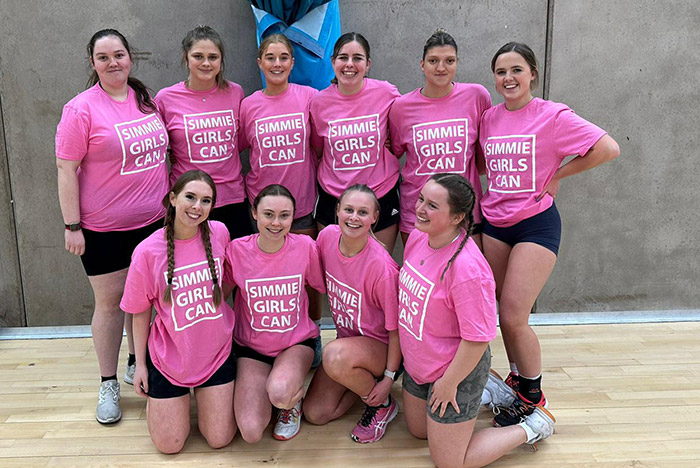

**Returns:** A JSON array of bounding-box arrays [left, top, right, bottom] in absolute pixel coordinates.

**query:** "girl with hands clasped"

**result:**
[[310, 32, 401, 254], [56, 29, 169, 424], [478, 43, 620, 427], [303, 185, 401, 443], [120, 170, 236, 454], [224, 185, 325, 442], [399, 174, 555, 468]]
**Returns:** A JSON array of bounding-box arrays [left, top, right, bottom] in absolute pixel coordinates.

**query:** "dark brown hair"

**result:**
[[491, 42, 539, 90], [86, 29, 156, 114], [422, 28, 458, 59]]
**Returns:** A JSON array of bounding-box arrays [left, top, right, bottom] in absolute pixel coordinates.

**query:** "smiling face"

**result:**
[[90, 36, 131, 90], [493, 51, 536, 110], [170, 180, 214, 238], [253, 195, 294, 245], [414, 180, 463, 237], [185, 39, 222, 90], [258, 41, 294, 90], [337, 190, 379, 241], [332, 40, 370, 94], [421, 45, 458, 91]]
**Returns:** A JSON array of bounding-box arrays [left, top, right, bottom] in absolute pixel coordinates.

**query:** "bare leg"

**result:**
[[234, 358, 273, 443], [88, 268, 128, 377], [322, 336, 387, 397], [146, 394, 191, 454], [402, 389, 427, 439], [303, 364, 357, 424], [195, 381, 236, 449], [124, 313, 135, 356], [267, 344, 314, 409]]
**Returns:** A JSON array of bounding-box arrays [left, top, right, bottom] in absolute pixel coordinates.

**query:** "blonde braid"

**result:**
[[200, 221, 222, 307]]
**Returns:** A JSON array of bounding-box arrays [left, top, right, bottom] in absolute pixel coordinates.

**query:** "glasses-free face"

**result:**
[[170, 180, 214, 237], [493, 51, 536, 110], [258, 42, 294, 89], [253, 195, 294, 243], [91, 36, 132, 89], [337, 191, 379, 240], [421, 45, 458, 91], [332, 41, 370, 94], [186, 39, 222, 89]]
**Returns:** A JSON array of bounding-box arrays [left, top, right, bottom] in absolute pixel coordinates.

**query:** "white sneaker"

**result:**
[[519, 406, 555, 445], [123, 361, 135, 385], [96, 380, 121, 424], [273, 399, 302, 441], [482, 369, 516, 409]]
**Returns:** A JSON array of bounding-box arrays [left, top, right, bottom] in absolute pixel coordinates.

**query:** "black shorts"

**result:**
[[145, 345, 236, 399], [209, 201, 253, 240], [314, 181, 400, 232], [482, 203, 562, 255], [234, 338, 316, 366], [80, 219, 162, 276]]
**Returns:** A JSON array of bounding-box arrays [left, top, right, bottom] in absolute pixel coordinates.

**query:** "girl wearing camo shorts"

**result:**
[[398, 174, 556, 467]]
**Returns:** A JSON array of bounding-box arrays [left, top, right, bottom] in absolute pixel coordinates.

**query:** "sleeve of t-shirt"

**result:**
[[373, 265, 399, 332], [450, 277, 498, 342], [238, 98, 251, 152], [308, 102, 324, 155], [55, 105, 89, 161], [223, 242, 236, 288], [553, 107, 607, 160], [305, 239, 326, 294], [120, 248, 155, 314], [388, 105, 406, 157]]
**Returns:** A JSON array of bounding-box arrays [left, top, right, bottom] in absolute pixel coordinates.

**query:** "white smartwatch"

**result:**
[[384, 369, 398, 381]]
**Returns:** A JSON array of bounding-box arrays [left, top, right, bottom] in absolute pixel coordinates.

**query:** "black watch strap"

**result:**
[[65, 222, 82, 231]]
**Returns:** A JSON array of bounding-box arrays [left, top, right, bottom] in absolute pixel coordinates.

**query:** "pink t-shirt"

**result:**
[[120, 221, 234, 387], [55, 84, 168, 231], [310, 78, 400, 198], [155, 81, 246, 207], [398, 229, 497, 384], [239, 84, 318, 218], [479, 98, 607, 227], [316, 225, 399, 344], [224, 233, 325, 357], [389, 83, 491, 233]]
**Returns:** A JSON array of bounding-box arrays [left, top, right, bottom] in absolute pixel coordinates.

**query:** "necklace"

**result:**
[[420, 232, 460, 266]]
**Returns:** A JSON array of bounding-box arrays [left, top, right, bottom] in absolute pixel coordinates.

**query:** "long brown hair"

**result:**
[[161, 170, 222, 307]]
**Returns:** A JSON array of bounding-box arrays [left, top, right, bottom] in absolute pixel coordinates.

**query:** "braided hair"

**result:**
[[86, 29, 157, 114], [428, 174, 476, 281], [161, 170, 222, 307]]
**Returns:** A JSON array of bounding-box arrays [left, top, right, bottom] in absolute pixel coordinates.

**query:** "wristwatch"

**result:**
[[64, 222, 82, 231], [384, 369, 398, 381]]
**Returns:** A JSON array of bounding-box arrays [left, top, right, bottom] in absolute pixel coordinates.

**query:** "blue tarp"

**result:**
[[249, 0, 340, 90]]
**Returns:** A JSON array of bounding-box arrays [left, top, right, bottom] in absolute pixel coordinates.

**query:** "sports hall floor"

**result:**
[[1, 320, 699, 467]]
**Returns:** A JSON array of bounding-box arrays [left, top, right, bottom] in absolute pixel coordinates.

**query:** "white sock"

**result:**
[[509, 362, 519, 375], [518, 420, 537, 443]]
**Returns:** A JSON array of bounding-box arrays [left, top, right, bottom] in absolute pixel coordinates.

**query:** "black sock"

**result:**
[[101, 375, 117, 382], [127, 353, 136, 367], [517, 375, 543, 405]]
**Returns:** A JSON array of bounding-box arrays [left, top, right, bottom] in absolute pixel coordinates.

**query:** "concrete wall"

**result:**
[[0, 0, 695, 325]]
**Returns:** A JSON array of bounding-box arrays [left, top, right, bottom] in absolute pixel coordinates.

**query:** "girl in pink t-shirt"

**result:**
[[224, 185, 325, 443], [120, 170, 236, 454], [477, 43, 620, 424], [55, 29, 169, 425], [310, 32, 401, 254], [389, 29, 491, 247], [303, 185, 401, 444], [400, 174, 556, 467], [155, 26, 250, 239]]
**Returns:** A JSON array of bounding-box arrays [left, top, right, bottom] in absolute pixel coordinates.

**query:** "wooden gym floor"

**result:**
[[1, 322, 699, 467]]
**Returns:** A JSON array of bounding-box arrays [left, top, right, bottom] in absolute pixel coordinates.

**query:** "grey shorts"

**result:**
[[402, 346, 491, 424]]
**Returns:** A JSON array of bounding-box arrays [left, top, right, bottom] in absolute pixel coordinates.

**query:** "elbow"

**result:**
[[602, 135, 620, 162]]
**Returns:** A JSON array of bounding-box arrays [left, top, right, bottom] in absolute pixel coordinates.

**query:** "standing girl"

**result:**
[[390, 29, 491, 247], [478, 43, 620, 425], [155, 26, 250, 239], [303, 185, 401, 444], [310, 32, 401, 254], [121, 170, 236, 454], [399, 174, 555, 468], [225, 185, 325, 442], [56, 29, 169, 424]]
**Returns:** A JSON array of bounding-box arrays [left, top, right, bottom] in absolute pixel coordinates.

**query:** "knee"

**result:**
[[153, 435, 187, 454], [302, 399, 331, 425], [322, 342, 350, 380], [430, 450, 462, 468], [238, 423, 264, 444], [267, 379, 297, 409], [204, 429, 234, 449]]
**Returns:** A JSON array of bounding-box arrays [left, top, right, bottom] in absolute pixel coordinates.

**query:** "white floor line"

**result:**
[[2, 310, 699, 340]]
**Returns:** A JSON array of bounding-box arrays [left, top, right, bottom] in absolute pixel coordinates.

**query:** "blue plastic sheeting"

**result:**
[[251, 0, 340, 90], [249, 0, 331, 24]]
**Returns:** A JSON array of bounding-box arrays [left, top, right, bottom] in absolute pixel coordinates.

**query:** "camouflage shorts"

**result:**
[[402, 346, 491, 423]]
